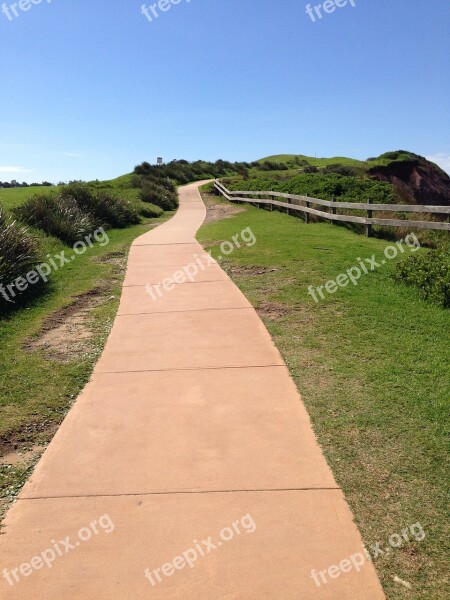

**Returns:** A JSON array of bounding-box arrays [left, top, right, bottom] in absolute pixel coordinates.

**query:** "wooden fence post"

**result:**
[[305, 194, 310, 223], [331, 195, 336, 221], [365, 198, 373, 237]]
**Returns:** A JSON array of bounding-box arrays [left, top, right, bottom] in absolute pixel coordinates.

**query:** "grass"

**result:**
[[0, 186, 49, 211], [0, 176, 141, 212], [258, 154, 368, 167], [0, 182, 171, 516], [197, 188, 449, 600]]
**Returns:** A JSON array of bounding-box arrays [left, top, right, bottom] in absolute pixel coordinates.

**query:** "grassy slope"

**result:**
[[0, 183, 169, 515], [198, 189, 449, 600], [258, 154, 368, 167]]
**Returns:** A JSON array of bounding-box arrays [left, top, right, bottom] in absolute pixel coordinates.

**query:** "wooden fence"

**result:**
[[214, 180, 450, 236]]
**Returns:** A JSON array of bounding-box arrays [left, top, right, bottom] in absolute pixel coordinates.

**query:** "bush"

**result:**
[[60, 183, 139, 228], [226, 173, 395, 204], [140, 182, 178, 211], [15, 193, 96, 245], [395, 248, 450, 308], [134, 158, 262, 184], [0, 205, 42, 308], [322, 164, 360, 177], [139, 202, 164, 218], [139, 176, 176, 194]]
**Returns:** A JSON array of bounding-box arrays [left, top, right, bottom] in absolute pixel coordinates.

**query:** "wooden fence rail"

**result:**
[[214, 180, 450, 236]]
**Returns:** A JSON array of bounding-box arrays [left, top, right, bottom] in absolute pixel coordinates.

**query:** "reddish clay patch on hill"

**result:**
[[369, 158, 450, 206]]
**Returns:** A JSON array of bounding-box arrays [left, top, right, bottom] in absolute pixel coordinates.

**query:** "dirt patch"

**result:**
[[93, 251, 127, 276], [202, 240, 226, 249], [0, 419, 60, 458], [0, 444, 46, 466], [257, 301, 292, 321], [204, 203, 245, 224], [225, 264, 280, 277], [202, 192, 246, 224], [24, 288, 110, 362], [94, 251, 124, 264]]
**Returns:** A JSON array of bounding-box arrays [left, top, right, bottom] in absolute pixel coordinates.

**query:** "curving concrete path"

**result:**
[[0, 182, 385, 599]]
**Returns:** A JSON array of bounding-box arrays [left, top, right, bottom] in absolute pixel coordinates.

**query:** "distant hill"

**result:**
[[257, 151, 450, 206], [257, 154, 366, 168]]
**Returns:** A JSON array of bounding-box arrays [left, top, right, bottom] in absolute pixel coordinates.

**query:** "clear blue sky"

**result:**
[[1, 0, 449, 183]]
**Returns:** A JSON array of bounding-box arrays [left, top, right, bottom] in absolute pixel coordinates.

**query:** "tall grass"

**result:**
[[140, 182, 178, 211], [0, 205, 42, 309], [60, 183, 139, 228], [15, 193, 95, 245]]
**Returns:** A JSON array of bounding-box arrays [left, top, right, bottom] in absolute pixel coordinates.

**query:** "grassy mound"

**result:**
[[60, 183, 139, 228], [138, 202, 164, 218], [15, 193, 95, 245]]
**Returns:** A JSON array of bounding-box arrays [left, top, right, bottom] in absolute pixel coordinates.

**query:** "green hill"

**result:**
[[257, 154, 367, 168]]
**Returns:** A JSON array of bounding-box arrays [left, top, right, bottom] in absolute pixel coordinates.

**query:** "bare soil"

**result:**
[[0, 444, 46, 467], [24, 288, 110, 363], [256, 301, 292, 321], [202, 192, 245, 224], [224, 264, 280, 277]]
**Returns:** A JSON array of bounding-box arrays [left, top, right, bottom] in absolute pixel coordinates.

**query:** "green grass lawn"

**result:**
[[0, 175, 141, 212], [198, 188, 449, 600], [0, 186, 49, 211], [0, 182, 170, 517]]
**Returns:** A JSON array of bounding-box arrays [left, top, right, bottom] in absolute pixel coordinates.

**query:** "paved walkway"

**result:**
[[0, 182, 385, 598]]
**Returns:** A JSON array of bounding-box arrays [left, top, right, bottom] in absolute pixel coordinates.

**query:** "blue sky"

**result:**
[[1, 0, 449, 183]]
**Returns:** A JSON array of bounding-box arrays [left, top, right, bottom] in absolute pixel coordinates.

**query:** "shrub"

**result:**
[[140, 182, 179, 211], [139, 202, 164, 218], [133, 158, 263, 184], [15, 193, 96, 245], [141, 176, 176, 194], [322, 164, 360, 177], [394, 247, 450, 308], [60, 183, 139, 228], [225, 173, 395, 204], [0, 205, 42, 308]]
